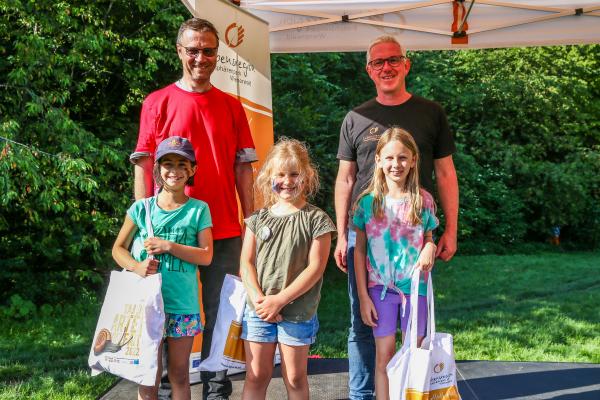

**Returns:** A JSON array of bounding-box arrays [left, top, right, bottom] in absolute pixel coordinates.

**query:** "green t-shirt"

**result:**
[[244, 203, 336, 321], [127, 197, 212, 314]]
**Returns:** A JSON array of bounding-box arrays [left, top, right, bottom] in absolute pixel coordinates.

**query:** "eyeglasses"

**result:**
[[180, 46, 218, 58], [368, 56, 406, 70]]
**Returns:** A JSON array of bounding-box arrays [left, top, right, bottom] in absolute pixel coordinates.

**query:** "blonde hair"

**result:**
[[356, 127, 423, 225], [255, 138, 319, 208], [366, 35, 407, 64]]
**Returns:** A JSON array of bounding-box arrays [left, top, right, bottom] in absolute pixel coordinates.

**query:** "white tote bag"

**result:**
[[89, 198, 165, 385], [197, 274, 247, 374], [387, 270, 461, 400], [88, 271, 165, 385]]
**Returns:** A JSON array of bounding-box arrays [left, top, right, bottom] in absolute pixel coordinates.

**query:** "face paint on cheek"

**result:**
[[271, 179, 282, 193]]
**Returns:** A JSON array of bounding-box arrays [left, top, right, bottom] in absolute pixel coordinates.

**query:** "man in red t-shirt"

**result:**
[[130, 18, 256, 400]]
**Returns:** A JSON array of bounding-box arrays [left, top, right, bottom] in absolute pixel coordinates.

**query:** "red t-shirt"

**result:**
[[134, 84, 255, 240]]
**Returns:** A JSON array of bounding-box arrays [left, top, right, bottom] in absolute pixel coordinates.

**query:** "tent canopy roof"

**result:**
[[239, 0, 600, 52]]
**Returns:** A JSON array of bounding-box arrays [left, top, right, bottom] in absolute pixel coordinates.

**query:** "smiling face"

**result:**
[[177, 29, 218, 90], [376, 139, 416, 189], [272, 165, 304, 202], [366, 41, 411, 100], [158, 154, 196, 191]]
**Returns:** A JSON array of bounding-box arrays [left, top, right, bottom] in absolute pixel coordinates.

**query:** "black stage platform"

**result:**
[[100, 359, 600, 399]]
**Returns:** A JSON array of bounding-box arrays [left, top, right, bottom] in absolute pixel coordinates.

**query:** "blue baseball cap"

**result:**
[[155, 136, 196, 163]]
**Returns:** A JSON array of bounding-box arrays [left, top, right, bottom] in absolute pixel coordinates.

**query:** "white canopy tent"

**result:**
[[238, 0, 600, 52]]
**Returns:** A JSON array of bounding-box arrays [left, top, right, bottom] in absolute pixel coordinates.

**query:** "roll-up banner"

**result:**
[[180, 0, 273, 382]]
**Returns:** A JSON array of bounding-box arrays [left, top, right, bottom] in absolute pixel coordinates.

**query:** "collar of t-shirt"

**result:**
[[175, 79, 212, 93]]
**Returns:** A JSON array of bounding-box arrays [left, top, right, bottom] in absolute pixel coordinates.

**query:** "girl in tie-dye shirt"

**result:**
[[353, 127, 438, 400]]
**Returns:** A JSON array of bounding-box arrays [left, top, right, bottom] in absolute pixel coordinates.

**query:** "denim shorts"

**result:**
[[241, 309, 319, 347], [164, 313, 203, 338]]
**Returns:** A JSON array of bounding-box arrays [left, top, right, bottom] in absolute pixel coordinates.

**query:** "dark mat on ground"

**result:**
[[99, 359, 600, 400]]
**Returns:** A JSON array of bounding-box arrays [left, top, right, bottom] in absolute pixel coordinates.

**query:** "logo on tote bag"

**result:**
[[433, 362, 445, 373], [93, 304, 143, 357]]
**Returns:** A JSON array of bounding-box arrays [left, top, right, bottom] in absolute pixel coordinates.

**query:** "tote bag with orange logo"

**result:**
[[387, 270, 461, 400]]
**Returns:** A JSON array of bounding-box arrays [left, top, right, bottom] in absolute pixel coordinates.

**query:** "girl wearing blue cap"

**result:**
[[112, 136, 213, 400]]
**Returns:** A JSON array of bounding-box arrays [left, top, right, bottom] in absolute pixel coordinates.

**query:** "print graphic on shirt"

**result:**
[[156, 228, 191, 273], [363, 126, 382, 143]]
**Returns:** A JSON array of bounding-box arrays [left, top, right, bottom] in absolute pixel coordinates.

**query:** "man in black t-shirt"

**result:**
[[334, 35, 459, 400]]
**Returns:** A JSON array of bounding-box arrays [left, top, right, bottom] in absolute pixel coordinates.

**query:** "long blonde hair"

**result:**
[[356, 127, 423, 225], [255, 138, 319, 208]]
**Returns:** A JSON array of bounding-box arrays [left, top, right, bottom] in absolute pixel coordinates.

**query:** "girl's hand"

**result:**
[[255, 295, 285, 322], [416, 242, 437, 272], [359, 296, 378, 327], [144, 237, 171, 255], [133, 258, 159, 277]]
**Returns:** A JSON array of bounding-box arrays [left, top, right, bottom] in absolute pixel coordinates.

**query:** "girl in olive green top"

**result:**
[[240, 138, 336, 400]]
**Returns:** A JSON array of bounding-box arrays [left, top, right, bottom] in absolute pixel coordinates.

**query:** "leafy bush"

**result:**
[[0, 0, 188, 305], [445, 46, 600, 247]]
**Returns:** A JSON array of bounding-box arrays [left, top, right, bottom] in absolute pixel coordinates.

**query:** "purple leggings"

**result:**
[[368, 285, 428, 338]]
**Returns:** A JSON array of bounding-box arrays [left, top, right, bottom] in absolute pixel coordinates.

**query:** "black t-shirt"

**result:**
[[337, 95, 455, 208]]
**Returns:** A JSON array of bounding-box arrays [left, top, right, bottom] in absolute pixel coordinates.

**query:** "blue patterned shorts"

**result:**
[[164, 313, 203, 338]]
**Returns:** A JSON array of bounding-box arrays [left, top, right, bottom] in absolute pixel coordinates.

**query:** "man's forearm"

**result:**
[[334, 181, 352, 237], [334, 161, 357, 237], [134, 160, 153, 200], [435, 159, 459, 234], [235, 162, 255, 218]]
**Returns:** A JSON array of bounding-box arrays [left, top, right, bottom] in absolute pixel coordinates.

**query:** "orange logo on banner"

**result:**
[[225, 23, 245, 48]]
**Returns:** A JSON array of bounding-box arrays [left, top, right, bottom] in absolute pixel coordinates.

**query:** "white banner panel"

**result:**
[[183, 0, 273, 108]]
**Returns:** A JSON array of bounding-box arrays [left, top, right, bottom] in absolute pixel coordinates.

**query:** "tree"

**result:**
[[0, 0, 188, 304]]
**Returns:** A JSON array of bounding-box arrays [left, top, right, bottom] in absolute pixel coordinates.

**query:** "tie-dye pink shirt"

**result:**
[[353, 189, 438, 297]]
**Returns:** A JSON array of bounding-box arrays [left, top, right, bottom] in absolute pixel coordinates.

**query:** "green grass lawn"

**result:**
[[0, 293, 116, 400], [316, 251, 600, 363], [1, 251, 599, 399]]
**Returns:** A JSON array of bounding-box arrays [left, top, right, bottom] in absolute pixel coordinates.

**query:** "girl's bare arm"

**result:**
[[144, 228, 213, 266], [112, 216, 158, 276], [416, 230, 437, 272], [239, 228, 265, 304], [353, 228, 378, 327]]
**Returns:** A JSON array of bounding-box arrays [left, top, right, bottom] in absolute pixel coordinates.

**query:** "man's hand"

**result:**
[[334, 236, 348, 273], [435, 231, 457, 261]]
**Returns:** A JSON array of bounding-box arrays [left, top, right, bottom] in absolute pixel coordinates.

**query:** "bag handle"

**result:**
[[143, 197, 155, 260], [408, 269, 436, 349]]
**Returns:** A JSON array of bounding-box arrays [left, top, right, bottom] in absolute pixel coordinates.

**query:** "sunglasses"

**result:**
[[180, 46, 218, 58]]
